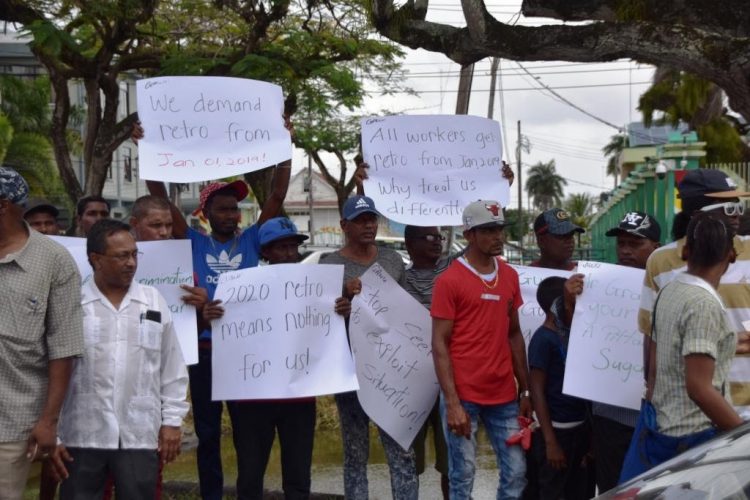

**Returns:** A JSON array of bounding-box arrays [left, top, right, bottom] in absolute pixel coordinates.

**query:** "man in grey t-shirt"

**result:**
[[321, 195, 417, 500]]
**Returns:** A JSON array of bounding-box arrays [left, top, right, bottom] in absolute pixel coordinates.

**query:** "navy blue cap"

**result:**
[[0, 167, 29, 206], [342, 195, 379, 220], [605, 211, 661, 241], [259, 217, 309, 247], [534, 208, 584, 236]]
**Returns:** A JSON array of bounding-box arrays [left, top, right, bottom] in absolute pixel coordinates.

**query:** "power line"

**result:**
[[515, 62, 625, 131], [388, 67, 652, 79], [384, 80, 652, 93]]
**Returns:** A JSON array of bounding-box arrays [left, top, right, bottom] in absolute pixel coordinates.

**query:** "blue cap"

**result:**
[[342, 195, 379, 220], [259, 217, 309, 247], [534, 208, 584, 236], [0, 167, 29, 206]]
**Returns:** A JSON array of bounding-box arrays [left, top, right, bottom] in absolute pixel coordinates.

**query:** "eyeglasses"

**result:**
[[101, 250, 142, 263], [700, 201, 745, 216], [416, 234, 446, 242]]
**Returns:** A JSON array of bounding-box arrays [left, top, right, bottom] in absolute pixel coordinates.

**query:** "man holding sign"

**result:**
[[321, 195, 418, 500], [203, 216, 352, 500], [432, 200, 531, 500], [147, 162, 290, 499]]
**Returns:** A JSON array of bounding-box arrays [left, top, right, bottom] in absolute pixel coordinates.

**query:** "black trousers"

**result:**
[[529, 423, 594, 500], [591, 415, 634, 494], [59, 448, 158, 500], [227, 400, 316, 500]]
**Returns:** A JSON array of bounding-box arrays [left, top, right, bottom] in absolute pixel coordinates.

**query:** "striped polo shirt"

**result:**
[[639, 236, 750, 413]]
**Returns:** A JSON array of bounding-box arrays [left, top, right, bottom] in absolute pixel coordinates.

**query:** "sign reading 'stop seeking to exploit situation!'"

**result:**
[[136, 76, 292, 183]]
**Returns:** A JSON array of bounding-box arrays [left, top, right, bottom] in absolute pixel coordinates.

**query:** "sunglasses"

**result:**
[[700, 201, 745, 216]]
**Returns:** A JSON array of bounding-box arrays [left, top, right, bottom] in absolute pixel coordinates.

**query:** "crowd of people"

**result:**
[[1, 162, 749, 500]]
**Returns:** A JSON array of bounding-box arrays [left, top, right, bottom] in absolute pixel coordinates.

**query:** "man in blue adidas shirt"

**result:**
[[147, 160, 290, 499]]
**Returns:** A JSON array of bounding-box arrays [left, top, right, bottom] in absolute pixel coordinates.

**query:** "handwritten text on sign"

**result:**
[[563, 261, 645, 410], [512, 265, 574, 348], [349, 264, 439, 450], [49, 237, 198, 365], [136, 77, 291, 182], [211, 264, 358, 400], [361, 115, 508, 226]]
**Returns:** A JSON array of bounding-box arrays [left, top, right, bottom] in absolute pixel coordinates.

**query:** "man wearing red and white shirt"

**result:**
[[431, 200, 531, 500]]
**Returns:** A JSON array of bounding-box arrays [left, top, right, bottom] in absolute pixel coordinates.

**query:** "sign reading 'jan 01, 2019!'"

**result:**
[[136, 76, 292, 183], [360, 115, 509, 226]]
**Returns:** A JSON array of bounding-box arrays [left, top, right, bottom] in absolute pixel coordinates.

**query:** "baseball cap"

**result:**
[[24, 198, 60, 218], [677, 169, 750, 199], [462, 200, 507, 230], [0, 166, 29, 205], [192, 180, 249, 215], [605, 211, 661, 241], [534, 208, 584, 236], [259, 217, 309, 247], [342, 195, 379, 220]]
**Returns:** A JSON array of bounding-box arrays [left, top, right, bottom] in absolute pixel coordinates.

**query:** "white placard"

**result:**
[[136, 76, 292, 182], [563, 261, 645, 410], [211, 264, 358, 400], [512, 265, 574, 346], [349, 264, 439, 450], [361, 115, 508, 226], [50, 237, 198, 365]]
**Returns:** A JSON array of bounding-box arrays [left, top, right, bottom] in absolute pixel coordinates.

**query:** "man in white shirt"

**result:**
[[52, 219, 189, 499]]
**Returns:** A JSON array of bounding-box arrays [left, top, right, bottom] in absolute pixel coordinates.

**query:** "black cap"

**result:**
[[605, 211, 661, 242], [678, 169, 750, 199]]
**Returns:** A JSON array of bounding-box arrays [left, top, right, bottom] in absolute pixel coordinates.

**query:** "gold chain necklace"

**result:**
[[465, 256, 499, 289]]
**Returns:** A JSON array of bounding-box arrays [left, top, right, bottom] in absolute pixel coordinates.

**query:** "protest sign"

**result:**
[[360, 115, 508, 226], [211, 263, 358, 400], [512, 265, 574, 346], [136, 76, 291, 182], [563, 261, 644, 410], [50, 237, 198, 365], [349, 264, 439, 450]]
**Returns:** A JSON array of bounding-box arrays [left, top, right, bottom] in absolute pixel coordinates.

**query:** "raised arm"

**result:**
[[257, 161, 291, 225]]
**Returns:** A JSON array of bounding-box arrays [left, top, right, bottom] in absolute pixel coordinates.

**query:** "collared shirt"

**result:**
[[58, 280, 189, 449], [639, 236, 750, 411], [403, 257, 453, 309], [651, 273, 736, 436], [0, 227, 83, 442]]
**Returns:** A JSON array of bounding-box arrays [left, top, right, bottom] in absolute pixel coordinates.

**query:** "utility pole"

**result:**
[[487, 58, 499, 119], [516, 120, 523, 253], [446, 63, 475, 253], [307, 152, 315, 244]]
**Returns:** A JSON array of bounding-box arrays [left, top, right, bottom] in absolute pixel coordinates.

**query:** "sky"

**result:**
[[292, 1, 657, 211]]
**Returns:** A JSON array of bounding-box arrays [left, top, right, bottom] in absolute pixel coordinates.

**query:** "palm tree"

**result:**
[[0, 76, 68, 208], [525, 159, 567, 211], [564, 193, 595, 230], [602, 133, 628, 188]]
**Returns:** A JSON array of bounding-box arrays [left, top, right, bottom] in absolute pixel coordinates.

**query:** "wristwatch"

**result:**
[[519, 390, 531, 399]]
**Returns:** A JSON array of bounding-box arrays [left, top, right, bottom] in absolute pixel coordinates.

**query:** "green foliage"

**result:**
[[4, 132, 68, 205], [503, 207, 533, 242], [639, 70, 745, 162], [525, 159, 567, 211], [602, 133, 628, 183], [0, 114, 13, 164], [0, 76, 51, 133], [564, 192, 595, 230]]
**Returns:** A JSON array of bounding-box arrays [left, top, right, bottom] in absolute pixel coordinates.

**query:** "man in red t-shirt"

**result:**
[[432, 200, 532, 500]]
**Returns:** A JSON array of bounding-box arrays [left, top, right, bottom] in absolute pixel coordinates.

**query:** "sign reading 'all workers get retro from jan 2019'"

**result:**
[[136, 76, 292, 182], [211, 263, 359, 400], [360, 114, 509, 226], [563, 261, 645, 410], [349, 264, 439, 450], [49, 236, 198, 365]]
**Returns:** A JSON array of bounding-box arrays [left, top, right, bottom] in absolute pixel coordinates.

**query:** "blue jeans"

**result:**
[[439, 394, 526, 500], [189, 348, 224, 500]]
